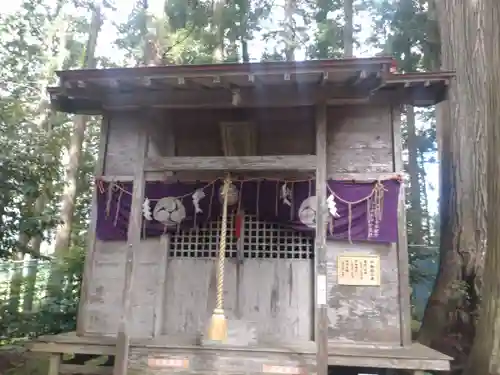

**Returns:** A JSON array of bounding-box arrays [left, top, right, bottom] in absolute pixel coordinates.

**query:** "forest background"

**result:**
[[0, 0, 496, 374]]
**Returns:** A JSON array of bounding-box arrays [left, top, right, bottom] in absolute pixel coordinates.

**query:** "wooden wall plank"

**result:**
[[326, 106, 393, 177], [85, 240, 125, 335], [160, 259, 312, 341], [113, 124, 148, 375], [153, 235, 170, 337], [237, 260, 312, 341], [161, 259, 238, 336], [77, 114, 109, 335], [325, 241, 401, 344], [324, 104, 404, 346], [104, 113, 139, 176], [83, 238, 168, 337]]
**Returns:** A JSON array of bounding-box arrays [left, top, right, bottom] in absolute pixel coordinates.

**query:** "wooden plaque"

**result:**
[[337, 254, 381, 286]]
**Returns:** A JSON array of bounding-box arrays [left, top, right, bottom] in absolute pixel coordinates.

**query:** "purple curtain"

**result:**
[[96, 178, 400, 243]]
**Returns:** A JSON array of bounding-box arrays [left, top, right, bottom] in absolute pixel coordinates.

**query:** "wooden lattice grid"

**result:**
[[169, 214, 313, 259]]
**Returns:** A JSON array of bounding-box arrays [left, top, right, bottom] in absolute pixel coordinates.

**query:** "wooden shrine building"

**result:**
[[30, 58, 454, 375]]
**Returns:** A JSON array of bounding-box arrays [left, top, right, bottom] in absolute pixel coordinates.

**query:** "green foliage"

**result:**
[[0, 249, 83, 344]]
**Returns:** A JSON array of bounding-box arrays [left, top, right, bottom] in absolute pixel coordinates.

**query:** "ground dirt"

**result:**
[[0, 347, 47, 375]]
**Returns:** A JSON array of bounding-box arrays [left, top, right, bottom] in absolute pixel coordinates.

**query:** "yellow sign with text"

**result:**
[[337, 254, 381, 286]]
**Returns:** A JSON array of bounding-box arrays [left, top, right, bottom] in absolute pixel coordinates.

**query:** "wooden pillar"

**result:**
[[315, 104, 328, 375], [48, 354, 61, 375], [77, 115, 109, 335], [113, 125, 149, 375], [391, 106, 412, 346]]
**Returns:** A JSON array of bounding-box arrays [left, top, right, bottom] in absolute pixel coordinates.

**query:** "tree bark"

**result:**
[[284, 0, 296, 61], [417, 0, 487, 369], [212, 0, 225, 62], [464, 1, 500, 374], [238, 0, 249, 62], [343, 0, 353, 57], [22, 194, 46, 311]]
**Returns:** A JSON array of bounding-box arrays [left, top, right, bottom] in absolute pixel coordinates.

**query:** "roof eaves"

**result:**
[[55, 57, 395, 81]]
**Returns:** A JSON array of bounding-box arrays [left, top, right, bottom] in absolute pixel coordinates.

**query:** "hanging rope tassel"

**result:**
[[207, 174, 231, 342]]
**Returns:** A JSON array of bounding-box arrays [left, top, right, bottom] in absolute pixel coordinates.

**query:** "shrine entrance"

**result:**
[[164, 212, 315, 341]]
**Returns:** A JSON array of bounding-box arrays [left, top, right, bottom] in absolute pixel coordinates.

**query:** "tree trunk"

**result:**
[[23, 236, 42, 311], [284, 0, 296, 61], [464, 1, 500, 374], [343, 0, 353, 57], [406, 105, 424, 243], [47, 2, 102, 297], [212, 0, 225, 62], [9, 192, 37, 312], [22, 193, 46, 311], [417, 158, 431, 242], [417, 0, 487, 369], [11, 13, 68, 309], [8, 249, 25, 312], [238, 0, 249, 62]]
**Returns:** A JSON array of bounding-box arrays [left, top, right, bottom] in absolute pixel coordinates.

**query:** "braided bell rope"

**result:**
[[214, 175, 231, 313]]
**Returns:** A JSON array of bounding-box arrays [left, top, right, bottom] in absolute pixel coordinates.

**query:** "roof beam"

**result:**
[[49, 84, 377, 109], [144, 155, 317, 172], [49, 83, 447, 113], [55, 57, 395, 82]]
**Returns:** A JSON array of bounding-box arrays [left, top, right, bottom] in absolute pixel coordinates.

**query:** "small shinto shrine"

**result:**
[[30, 58, 454, 375]]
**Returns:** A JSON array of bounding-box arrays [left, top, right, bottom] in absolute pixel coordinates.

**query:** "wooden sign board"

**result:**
[[337, 254, 381, 286]]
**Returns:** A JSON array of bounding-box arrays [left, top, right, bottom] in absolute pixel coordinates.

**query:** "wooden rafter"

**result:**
[[144, 155, 317, 172]]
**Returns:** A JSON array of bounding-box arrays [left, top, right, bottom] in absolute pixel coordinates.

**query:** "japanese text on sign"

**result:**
[[337, 254, 381, 286]]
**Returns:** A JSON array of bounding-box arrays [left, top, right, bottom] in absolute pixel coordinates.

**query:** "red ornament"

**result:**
[[235, 213, 243, 239], [390, 59, 398, 73]]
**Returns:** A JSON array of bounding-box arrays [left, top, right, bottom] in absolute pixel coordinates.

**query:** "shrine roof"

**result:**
[[47, 58, 455, 114]]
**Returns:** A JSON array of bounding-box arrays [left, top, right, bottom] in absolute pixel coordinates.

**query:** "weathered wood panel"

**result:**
[[325, 241, 401, 344], [77, 115, 109, 335], [104, 106, 392, 178], [104, 108, 316, 175], [161, 259, 312, 341], [173, 108, 315, 157], [162, 259, 236, 336], [104, 112, 139, 175], [238, 260, 312, 341], [323, 105, 400, 345], [326, 105, 393, 175], [145, 155, 316, 172], [128, 346, 317, 375], [104, 111, 173, 177], [83, 240, 125, 335], [82, 238, 167, 338]]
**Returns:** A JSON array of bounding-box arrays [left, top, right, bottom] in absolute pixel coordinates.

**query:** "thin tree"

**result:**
[[47, 1, 103, 297], [343, 0, 353, 57]]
